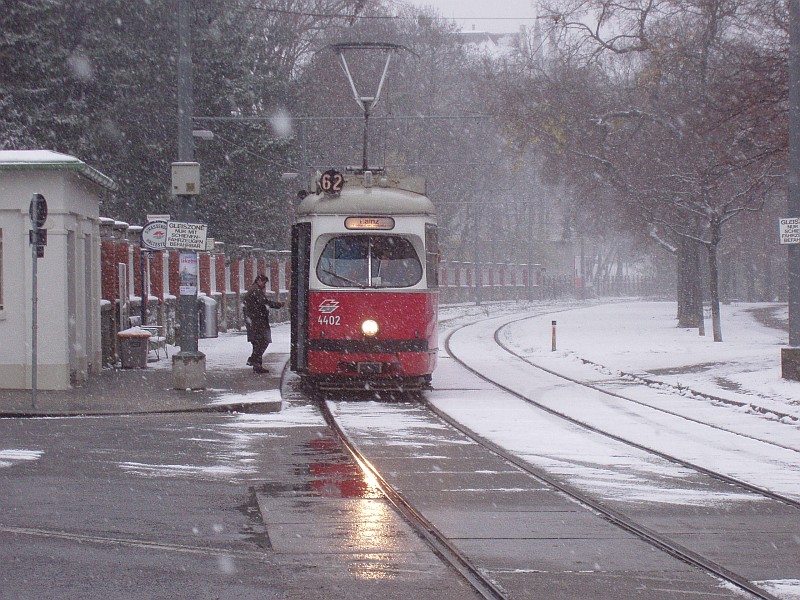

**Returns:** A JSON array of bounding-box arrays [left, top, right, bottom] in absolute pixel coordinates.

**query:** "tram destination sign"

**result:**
[[779, 217, 800, 245], [345, 216, 395, 230], [166, 221, 208, 250]]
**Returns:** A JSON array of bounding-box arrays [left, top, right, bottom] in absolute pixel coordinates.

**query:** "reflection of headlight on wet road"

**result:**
[[361, 319, 379, 337], [347, 456, 402, 580]]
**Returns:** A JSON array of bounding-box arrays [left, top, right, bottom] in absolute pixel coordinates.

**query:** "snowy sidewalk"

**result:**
[[0, 328, 289, 417]]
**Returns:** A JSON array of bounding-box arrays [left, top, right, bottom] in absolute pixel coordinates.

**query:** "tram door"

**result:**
[[290, 223, 311, 372]]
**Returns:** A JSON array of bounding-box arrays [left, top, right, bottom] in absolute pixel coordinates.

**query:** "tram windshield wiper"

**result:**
[[321, 268, 367, 288]]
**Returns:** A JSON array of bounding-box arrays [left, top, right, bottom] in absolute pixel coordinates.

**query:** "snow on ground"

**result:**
[[432, 301, 800, 493], [0, 449, 44, 469], [499, 301, 798, 418]]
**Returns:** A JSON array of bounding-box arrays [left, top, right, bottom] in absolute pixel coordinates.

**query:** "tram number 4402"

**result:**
[[318, 315, 341, 326]]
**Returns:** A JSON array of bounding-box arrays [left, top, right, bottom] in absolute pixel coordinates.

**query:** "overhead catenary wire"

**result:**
[[198, 132, 298, 172], [194, 115, 492, 121]]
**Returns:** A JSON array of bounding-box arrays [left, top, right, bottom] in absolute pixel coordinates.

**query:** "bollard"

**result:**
[[551, 320, 557, 351]]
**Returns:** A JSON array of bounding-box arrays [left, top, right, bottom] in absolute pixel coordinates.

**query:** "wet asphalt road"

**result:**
[[0, 410, 480, 600], [3, 390, 797, 600]]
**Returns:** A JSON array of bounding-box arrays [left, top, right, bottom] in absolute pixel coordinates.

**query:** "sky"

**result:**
[[404, 0, 539, 33]]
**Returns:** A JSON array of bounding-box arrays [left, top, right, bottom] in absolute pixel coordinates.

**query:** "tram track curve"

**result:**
[[321, 387, 788, 600], [432, 312, 800, 599], [445, 311, 800, 510]]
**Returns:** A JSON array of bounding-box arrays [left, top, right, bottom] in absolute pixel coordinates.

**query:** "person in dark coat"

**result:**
[[243, 274, 284, 374]]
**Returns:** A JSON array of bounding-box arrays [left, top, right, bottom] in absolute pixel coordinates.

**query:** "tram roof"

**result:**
[[297, 173, 435, 217]]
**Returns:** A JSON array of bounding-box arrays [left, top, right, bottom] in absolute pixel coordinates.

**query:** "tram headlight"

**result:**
[[361, 319, 379, 337]]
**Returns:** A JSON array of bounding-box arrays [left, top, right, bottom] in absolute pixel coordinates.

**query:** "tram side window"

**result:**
[[317, 235, 422, 288]]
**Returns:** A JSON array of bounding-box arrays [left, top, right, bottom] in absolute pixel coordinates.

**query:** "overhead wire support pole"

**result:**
[[177, 0, 198, 355], [783, 0, 800, 380], [790, 0, 800, 348], [173, 0, 206, 390]]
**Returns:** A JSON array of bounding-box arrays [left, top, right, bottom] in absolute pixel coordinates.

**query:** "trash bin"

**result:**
[[117, 328, 151, 368], [197, 295, 218, 339]]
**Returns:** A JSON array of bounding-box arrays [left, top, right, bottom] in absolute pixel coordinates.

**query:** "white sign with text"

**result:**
[[779, 217, 800, 245], [166, 221, 208, 250]]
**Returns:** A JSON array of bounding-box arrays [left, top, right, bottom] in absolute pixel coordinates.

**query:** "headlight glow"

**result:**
[[361, 319, 379, 337]]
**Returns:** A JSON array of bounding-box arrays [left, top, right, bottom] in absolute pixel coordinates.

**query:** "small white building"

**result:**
[[0, 150, 116, 390]]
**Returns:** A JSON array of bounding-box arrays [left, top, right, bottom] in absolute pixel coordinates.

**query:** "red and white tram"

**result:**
[[290, 169, 438, 391]]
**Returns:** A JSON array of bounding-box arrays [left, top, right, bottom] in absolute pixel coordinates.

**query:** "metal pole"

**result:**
[[178, 0, 194, 166], [362, 107, 370, 172], [528, 202, 534, 302], [789, 0, 800, 347], [140, 248, 147, 324], [31, 237, 37, 408], [177, 0, 198, 354], [474, 205, 482, 305]]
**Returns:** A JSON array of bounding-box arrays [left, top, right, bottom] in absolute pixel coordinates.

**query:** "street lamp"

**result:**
[[192, 129, 214, 141]]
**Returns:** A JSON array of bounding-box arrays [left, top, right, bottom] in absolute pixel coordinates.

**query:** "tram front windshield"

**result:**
[[317, 235, 423, 288]]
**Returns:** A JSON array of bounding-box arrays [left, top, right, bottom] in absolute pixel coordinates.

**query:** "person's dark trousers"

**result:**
[[249, 339, 269, 370]]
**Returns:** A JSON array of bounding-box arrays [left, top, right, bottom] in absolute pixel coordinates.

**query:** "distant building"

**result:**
[[457, 20, 548, 62]]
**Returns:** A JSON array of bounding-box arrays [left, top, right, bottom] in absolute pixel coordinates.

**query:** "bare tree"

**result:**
[[499, 0, 787, 339]]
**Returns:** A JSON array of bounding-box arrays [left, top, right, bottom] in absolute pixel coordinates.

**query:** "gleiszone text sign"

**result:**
[[166, 221, 208, 250], [779, 217, 800, 245]]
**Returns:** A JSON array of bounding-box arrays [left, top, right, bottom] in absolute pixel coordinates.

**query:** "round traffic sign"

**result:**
[[141, 221, 168, 250]]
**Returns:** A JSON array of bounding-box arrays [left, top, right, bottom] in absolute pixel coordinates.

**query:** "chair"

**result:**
[[142, 325, 168, 360], [128, 316, 168, 360]]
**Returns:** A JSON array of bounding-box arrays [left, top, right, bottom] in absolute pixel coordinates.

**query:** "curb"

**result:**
[[0, 399, 283, 419]]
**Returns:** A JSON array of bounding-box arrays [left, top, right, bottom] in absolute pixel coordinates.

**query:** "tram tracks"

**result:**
[[451, 313, 800, 509], [316, 398, 508, 600], [322, 392, 790, 600], [314, 310, 800, 600], [493, 315, 800, 450], [440, 314, 800, 599]]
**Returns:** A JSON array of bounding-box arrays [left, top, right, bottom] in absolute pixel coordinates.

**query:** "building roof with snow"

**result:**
[[0, 150, 117, 191]]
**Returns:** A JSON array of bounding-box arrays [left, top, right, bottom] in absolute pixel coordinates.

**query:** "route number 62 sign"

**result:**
[[320, 169, 345, 195]]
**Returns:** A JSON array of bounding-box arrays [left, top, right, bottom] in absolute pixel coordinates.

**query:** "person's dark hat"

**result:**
[[255, 274, 268, 283]]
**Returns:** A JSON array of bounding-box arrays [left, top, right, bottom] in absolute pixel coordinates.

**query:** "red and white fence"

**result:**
[[99, 218, 290, 365], [98, 217, 663, 365]]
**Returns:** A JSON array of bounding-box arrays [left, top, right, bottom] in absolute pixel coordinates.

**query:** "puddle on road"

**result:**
[[259, 434, 383, 499], [254, 435, 409, 582]]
